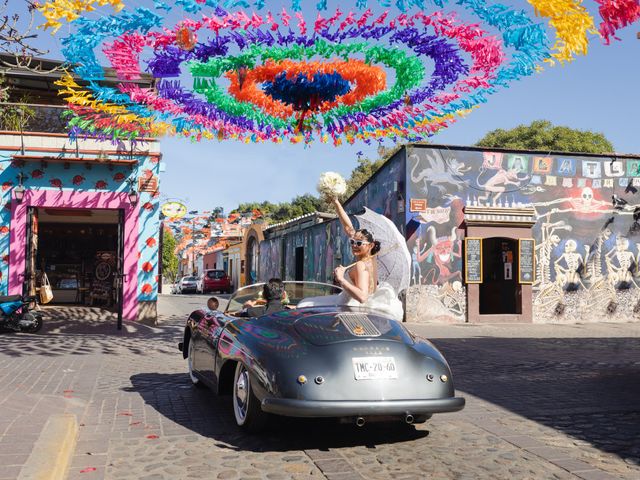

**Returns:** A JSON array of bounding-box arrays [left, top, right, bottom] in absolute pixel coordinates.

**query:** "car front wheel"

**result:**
[[233, 363, 267, 432]]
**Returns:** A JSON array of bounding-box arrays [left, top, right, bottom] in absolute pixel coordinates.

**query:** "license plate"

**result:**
[[352, 357, 398, 380]]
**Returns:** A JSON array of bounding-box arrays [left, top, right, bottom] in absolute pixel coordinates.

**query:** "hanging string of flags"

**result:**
[[38, 0, 640, 145]]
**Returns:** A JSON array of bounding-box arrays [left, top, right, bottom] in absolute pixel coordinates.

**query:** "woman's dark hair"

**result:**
[[357, 229, 381, 255]]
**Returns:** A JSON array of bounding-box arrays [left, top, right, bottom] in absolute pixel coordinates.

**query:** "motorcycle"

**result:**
[[0, 295, 44, 333]]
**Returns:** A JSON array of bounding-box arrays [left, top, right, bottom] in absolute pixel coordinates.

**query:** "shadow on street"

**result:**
[[126, 372, 429, 451], [125, 335, 640, 462], [432, 337, 640, 466], [0, 307, 183, 357]]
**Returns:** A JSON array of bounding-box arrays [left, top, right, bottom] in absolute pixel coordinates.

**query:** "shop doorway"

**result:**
[[27, 208, 125, 317], [295, 247, 304, 281], [479, 237, 521, 315]]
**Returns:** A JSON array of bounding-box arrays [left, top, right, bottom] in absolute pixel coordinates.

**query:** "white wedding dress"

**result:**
[[298, 282, 404, 321]]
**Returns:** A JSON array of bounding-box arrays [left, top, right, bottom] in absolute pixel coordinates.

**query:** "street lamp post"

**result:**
[[191, 214, 197, 276]]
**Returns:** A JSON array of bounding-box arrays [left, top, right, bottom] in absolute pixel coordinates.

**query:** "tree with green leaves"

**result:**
[[475, 120, 614, 154], [162, 227, 179, 283], [232, 194, 323, 224], [344, 156, 387, 198]]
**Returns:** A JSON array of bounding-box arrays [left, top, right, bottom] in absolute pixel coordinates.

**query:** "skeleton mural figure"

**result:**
[[409, 151, 470, 196], [583, 228, 617, 313], [585, 227, 612, 280], [534, 218, 572, 316], [476, 168, 529, 205], [533, 187, 610, 215], [417, 226, 461, 284], [554, 239, 587, 289], [435, 280, 465, 317], [535, 218, 572, 287], [605, 236, 638, 288]]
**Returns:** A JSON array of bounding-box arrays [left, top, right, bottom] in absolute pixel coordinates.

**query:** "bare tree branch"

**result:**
[[0, 0, 66, 73]]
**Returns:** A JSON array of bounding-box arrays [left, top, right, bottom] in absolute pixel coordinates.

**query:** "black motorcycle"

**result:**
[[0, 295, 44, 333]]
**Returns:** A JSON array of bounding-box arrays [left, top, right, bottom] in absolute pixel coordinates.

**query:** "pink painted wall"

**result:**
[[9, 190, 139, 320]]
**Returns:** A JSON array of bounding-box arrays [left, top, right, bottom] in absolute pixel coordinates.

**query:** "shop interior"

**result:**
[[34, 208, 121, 307]]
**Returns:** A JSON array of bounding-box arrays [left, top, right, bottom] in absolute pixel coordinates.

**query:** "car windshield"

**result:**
[[225, 281, 341, 315], [206, 271, 225, 279], [183, 277, 197, 282]]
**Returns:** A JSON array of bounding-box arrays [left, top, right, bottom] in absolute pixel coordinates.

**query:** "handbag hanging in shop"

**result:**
[[39, 273, 53, 304]]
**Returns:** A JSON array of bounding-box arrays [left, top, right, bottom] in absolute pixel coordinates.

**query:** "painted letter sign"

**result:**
[[139, 175, 159, 193], [519, 239, 535, 284], [464, 237, 482, 284]]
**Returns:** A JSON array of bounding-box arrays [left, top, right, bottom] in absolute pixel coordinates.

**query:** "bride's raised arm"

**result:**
[[332, 197, 355, 237]]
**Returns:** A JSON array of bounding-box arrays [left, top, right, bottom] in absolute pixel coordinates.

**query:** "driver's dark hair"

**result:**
[[263, 278, 285, 301], [357, 229, 381, 255]]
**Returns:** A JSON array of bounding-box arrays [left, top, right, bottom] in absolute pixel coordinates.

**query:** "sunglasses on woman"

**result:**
[[349, 239, 370, 247]]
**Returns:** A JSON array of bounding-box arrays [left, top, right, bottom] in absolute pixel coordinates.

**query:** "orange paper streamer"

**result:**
[[226, 60, 386, 120]]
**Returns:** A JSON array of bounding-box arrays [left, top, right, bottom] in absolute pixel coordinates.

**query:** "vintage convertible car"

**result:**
[[178, 281, 464, 431]]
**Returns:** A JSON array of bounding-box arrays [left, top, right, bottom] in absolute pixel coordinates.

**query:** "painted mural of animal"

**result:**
[[417, 226, 461, 284], [476, 168, 528, 205], [409, 151, 470, 195]]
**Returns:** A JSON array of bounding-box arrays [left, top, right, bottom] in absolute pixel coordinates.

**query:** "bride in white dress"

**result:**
[[298, 197, 404, 321]]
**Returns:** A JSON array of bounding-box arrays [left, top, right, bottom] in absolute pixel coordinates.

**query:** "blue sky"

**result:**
[[11, 0, 640, 214]]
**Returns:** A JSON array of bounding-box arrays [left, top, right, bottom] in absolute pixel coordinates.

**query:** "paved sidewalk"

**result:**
[[0, 298, 638, 479]]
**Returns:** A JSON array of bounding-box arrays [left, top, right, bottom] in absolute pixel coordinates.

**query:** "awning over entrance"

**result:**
[[464, 206, 536, 227]]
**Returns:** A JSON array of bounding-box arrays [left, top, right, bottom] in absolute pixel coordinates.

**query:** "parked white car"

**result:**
[[176, 276, 198, 294]]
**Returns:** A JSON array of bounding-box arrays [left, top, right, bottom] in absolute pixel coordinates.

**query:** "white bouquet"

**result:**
[[317, 171, 347, 200]]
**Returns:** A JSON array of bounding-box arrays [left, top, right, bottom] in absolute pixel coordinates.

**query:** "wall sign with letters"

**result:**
[[519, 238, 535, 284], [139, 175, 158, 193], [464, 237, 483, 284]]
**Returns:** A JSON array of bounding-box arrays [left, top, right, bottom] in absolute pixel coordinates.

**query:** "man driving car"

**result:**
[[241, 278, 287, 317]]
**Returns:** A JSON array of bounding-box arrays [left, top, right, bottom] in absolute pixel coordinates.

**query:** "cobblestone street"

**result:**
[[0, 295, 639, 480]]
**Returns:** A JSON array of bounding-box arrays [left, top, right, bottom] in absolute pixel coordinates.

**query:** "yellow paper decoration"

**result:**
[[39, 0, 125, 32], [527, 0, 599, 65], [55, 72, 172, 136]]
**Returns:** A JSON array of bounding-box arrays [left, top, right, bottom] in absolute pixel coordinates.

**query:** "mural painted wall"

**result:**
[[261, 220, 353, 284], [258, 237, 282, 281], [407, 146, 640, 323], [348, 151, 406, 236], [0, 135, 161, 320], [257, 145, 640, 324]]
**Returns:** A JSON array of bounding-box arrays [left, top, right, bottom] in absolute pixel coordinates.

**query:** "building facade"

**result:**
[[256, 144, 640, 324], [0, 58, 162, 324]]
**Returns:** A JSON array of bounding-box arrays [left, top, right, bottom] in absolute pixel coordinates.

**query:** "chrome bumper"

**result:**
[[261, 396, 465, 417]]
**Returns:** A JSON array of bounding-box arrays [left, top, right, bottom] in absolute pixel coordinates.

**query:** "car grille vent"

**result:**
[[337, 313, 381, 337]]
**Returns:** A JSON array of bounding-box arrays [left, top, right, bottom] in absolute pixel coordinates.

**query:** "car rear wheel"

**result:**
[[233, 363, 267, 432], [187, 339, 204, 388]]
